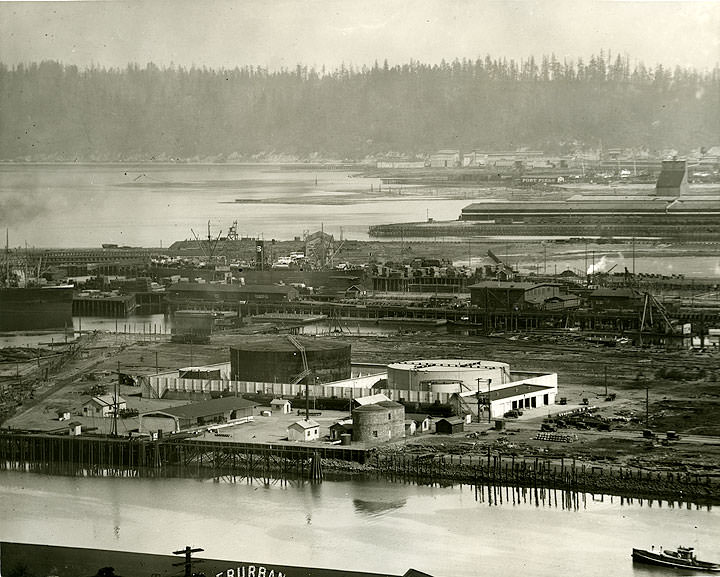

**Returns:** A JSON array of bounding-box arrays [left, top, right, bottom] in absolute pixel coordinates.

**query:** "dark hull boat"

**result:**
[[0, 542, 434, 577], [632, 546, 720, 572], [0, 285, 74, 332]]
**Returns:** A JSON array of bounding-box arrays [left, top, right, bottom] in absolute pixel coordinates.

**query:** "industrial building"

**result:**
[[468, 281, 563, 311], [459, 160, 720, 231], [166, 282, 299, 312], [429, 150, 462, 168], [452, 371, 558, 420], [139, 397, 256, 434], [140, 338, 557, 425]]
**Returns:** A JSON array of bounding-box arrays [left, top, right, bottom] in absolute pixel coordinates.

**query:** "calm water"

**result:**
[[0, 163, 468, 247], [0, 471, 717, 577], [2, 163, 719, 278]]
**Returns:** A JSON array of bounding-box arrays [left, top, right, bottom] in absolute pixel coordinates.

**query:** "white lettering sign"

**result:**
[[217, 566, 285, 577]]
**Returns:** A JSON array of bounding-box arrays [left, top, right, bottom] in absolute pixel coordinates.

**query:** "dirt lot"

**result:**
[[2, 329, 719, 476]]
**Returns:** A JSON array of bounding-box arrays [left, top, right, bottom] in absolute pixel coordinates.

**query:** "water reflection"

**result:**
[[1, 470, 717, 577], [470, 482, 714, 512], [352, 498, 407, 516]]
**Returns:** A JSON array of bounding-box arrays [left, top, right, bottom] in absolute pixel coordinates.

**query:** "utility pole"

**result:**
[[487, 378, 492, 423], [604, 365, 608, 397], [173, 546, 204, 577], [476, 378, 482, 423], [645, 385, 649, 429], [113, 361, 120, 437], [305, 379, 310, 421]]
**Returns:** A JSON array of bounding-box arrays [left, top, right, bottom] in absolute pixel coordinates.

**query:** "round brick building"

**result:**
[[352, 400, 405, 442]]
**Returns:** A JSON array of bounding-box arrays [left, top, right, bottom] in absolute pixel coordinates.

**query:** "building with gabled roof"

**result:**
[[270, 398, 292, 414], [287, 418, 320, 441], [139, 397, 256, 434], [329, 419, 354, 441], [82, 394, 127, 418], [435, 417, 465, 435]]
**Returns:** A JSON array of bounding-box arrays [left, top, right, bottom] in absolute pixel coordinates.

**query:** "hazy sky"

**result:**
[[1, 0, 719, 71]]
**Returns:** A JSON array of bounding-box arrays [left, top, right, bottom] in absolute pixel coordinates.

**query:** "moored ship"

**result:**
[[2, 232, 75, 332], [632, 545, 720, 572]]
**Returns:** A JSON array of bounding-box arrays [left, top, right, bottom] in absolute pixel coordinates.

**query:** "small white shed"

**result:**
[[270, 398, 292, 414], [287, 419, 320, 442]]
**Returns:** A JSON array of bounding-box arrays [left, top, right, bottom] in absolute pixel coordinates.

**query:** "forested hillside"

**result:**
[[1, 54, 718, 161]]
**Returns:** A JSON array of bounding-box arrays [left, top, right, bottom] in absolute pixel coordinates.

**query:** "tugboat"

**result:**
[[632, 545, 720, 572]]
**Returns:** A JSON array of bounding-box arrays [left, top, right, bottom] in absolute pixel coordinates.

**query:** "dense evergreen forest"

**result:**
[[1, 54, 718, 161]]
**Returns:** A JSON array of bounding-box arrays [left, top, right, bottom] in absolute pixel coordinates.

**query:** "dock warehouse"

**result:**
[[139, 397, 256, 434]]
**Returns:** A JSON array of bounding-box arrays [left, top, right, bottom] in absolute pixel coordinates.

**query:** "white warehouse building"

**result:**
[[388, 359, 557, 420]]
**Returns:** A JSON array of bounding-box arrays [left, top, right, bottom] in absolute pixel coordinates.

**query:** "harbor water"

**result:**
[[0, 471, 718, 577], [0, 163, 468, 247]]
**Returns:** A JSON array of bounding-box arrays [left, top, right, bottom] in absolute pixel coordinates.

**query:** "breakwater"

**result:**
[[0, 432, 717, 504]]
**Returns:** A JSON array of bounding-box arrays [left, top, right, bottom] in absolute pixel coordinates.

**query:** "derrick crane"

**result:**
[[639, 291, 678, 345], [190, 220, 223, 261]]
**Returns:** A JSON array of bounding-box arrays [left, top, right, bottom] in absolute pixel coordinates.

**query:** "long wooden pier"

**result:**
[[0, 432, 365, 481], [1, 432, 718, 503]]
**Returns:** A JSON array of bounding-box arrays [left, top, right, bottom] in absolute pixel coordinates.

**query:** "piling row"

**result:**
[[0, 433, 717, 502], [365, 449, 720, 503]]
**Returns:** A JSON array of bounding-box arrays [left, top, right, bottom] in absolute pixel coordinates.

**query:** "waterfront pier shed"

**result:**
[[287, 419, 320, 442], [139, 397, 256, 434]]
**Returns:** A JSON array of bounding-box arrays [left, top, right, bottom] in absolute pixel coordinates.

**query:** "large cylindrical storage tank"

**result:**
[[387, 359, 510, 391], [230, 336, 351, 384]]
